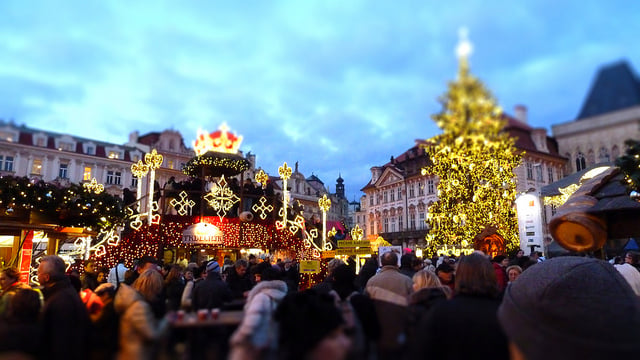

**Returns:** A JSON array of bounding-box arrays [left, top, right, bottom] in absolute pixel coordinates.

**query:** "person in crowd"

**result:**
[[38, 255, 92, 360], [330, 264, 379, 360], [423, 258, 436, 273], [625, 251, 640, 271], [399, 253, 417, 278], [181, 264, 205, 311], [506, 265, 523, 285], [108, 258, 128, 288], [164, 265, 185, 312], [227, 258, 253, 299], [491, 255, 509, 292], [282, 258, 300, 293], [411, 252, 509, 359], [275, 290, 351, 360], [91, 283, 119, 360], [499, 256, 640, 359], [313, 258, 346, 294], [81, 259, 100, 291], [511, 249, 525, 266], [365, 251, 413, 360], [614, 261, 640, 296], [192, 261, 232, 310], [435, 261, 455, 294], [0, 267, 30, 318], [176, 254, 189, 269], [406, 269, 451, 354], [97, 268, 108, 285], [0, 288, 43, 358], [125, 256, 157, 285], [229, 266, 287, 359], [115, 269, 169, 360], [355, 255, 377, 292]]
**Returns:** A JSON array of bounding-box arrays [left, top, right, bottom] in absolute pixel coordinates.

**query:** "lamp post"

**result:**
[[131, 160, 149, 211], [278, 163, 292, 224], [318, 194, 331, 250], [144, 149, 163, 225]]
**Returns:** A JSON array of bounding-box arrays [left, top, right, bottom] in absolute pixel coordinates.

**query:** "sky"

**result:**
[[1, 1, 639, 202]]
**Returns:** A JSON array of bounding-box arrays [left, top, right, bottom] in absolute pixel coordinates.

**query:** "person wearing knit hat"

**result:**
[[498, 256, 640, 359], [191, 261, 231, 310], [206, 260, 220, 274]]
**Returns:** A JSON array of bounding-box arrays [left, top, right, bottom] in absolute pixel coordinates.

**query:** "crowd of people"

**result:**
[[0, 249, 639, 359]]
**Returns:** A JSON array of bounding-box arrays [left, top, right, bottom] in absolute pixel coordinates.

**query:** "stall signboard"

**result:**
[[321, 251, 336, 259], [19, 230, 34, 284], [337, 240, 371, 248], [182, 223, 224, 245], [336, 248, 372, 256], [300, 260, 321, 274]]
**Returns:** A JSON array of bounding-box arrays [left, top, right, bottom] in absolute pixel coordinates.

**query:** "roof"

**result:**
[[577, 60, 640, 119], [306, 174, 324, 184]]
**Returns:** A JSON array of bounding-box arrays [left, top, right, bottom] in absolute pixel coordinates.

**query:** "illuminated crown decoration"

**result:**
[[193, 123, 243, 156]]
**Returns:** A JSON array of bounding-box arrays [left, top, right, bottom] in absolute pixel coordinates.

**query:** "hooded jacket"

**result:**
[[114, 284, 168, 360], [230, 280, 287, 350]]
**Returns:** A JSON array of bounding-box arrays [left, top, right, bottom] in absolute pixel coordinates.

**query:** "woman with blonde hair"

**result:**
[[114, 269, 169, 360], [406, 270, 451, 352]]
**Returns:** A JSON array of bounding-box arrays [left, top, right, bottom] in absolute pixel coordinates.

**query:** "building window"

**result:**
[[1, 155, 14, 172], [31, 159, 43, 175], [587, 149, 595, 166], [599, 147, 610, 163], [391, 217, 396, 232], [59, 163, 68, 178], [86, 146, 95, 155], [35, 137, 46, 147], [419, 212, 425, 229], [427, 179, 435, 194], [59, 142, 74, 151], [369, 197, 373, 206], [384, 218, 389, 233], [106, 171, 122, 185], [370, 221, 374, 234], [397, 188, 402, 200], [418, 182, 424, 196], [547, 167, 554, 184], [131, 177, 138, 188], [383, 191, 388, 203], [551, 204, 557, 216], [526, 162, 533, 180], [167, 160, 174, 169], [83, 167, 92, 181], [409, 184, 415, 198], [390, 190, 395, 202], [132, 155, 140, 162], [536, 165, 543, 183], [576, 152, 586, 171], [108, 151, 120, 159], [410, 213, 416, 230], [398, 215, 403, 231]]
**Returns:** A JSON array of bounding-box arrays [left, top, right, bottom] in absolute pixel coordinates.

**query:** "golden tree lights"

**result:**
[[83, 178, 104, 194], [421, 31, 521, 255], [144, 149, 163, 225], [130, 160, 149, 211], [318, 194, 331, 250]]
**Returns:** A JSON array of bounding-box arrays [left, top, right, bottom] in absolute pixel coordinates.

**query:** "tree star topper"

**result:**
[[193, 122, 243, 156]]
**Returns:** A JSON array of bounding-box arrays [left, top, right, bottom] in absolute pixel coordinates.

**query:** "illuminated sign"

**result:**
[[515, 193, 544, 252], [182, 223, 224, 245]]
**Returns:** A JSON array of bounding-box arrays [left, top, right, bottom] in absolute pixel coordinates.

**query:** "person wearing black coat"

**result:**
[[192, 261, 232, 310], [38, 255, 93, 360]]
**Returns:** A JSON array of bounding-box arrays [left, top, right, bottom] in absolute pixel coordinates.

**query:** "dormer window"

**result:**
[[0, 127, 18, 142], [33, 133, 47, 147], [105, 146, 124, 160], [55, 135, 77, 152], [83, 142, 96, 155]]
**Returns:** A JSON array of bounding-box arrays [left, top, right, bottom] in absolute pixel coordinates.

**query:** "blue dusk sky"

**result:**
[[1, 1, 639, 202]]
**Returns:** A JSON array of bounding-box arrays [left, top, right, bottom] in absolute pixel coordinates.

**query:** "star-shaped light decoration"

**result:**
[[252, 196, 274, 220], [170, 191, 196, 216], [204, 175, 240, 220]]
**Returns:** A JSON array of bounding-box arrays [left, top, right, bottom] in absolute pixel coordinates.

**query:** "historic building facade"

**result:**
[[356, 107, 567, 248], [552, 60, 640, 174]]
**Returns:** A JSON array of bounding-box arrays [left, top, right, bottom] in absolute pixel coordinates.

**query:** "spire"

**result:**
[[456, 27, 473, 78]]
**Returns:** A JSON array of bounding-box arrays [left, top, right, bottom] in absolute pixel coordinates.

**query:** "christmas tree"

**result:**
[[422, 30, 521, 255]]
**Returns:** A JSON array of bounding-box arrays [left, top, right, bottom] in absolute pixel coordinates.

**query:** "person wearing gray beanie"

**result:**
[[498, 256, 640, 359]]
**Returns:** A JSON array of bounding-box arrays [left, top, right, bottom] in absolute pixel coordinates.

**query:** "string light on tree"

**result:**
[[83, 178, 104, 194], [421, 29, 521, 256]]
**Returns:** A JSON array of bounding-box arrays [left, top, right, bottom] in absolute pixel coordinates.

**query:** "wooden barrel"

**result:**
[[548, 195, 607, 252]]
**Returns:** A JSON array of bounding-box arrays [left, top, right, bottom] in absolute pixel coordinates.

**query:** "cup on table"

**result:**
[[176, 310, 185, 321], [197, 309, 209, 321], [211, 308, 220, 320]]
